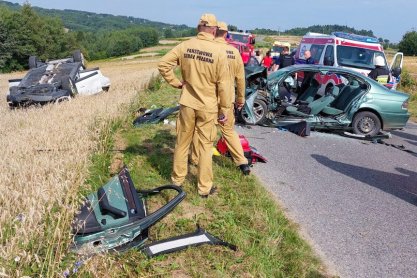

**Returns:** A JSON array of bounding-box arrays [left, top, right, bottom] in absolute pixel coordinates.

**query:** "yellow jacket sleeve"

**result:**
[[158, 45, 183, 88], [235, 56, 246, 104], [216, 52, 232, 116]]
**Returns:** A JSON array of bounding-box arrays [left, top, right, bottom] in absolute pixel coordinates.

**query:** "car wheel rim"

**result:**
[[242, 102, 265, 123], [357, 116, 375, 133], [253, 105, 264, 120]]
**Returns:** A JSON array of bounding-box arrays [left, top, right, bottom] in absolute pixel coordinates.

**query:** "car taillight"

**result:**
[[402, 99, 409, 110]]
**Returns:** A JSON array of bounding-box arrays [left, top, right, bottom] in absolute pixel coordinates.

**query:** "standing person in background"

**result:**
[[158, 13, 230, 198], [368, 56, 390, 84], [241, 46, 250, 64], [254, 49, 263, 64], [304, 50, 315, 64], [261, 51, 273, 69], [191, 21, 250, 176], [298, 50, 316, 95], [278, 46, 295, 69]]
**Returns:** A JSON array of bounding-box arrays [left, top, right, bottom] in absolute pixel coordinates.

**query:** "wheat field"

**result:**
[[0, 58, 158, 276]]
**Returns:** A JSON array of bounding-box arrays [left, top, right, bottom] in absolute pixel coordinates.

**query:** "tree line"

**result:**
[[1, 2, 416, 73], [0, 4, 159, 72], [248, 24, 417, 55]]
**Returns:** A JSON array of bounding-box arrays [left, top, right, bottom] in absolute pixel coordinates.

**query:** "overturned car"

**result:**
[[239, 64, 410, 136], [6, 50, 111, 107]]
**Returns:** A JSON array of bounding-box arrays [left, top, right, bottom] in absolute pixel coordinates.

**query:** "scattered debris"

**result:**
[[142, 225, 237, 258], [285, 121, 310, 137], [71, 167, 235, 257], [216, 134, 267, 165], [15, 213, 25, 222], [133, 106, 179, 126]]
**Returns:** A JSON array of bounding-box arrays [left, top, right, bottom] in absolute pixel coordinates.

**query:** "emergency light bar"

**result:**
[[332, 32, 379, 44]]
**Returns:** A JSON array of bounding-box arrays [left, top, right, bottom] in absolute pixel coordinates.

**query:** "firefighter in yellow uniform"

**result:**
[[191, 21, 250, 175], [158, 14, 231, 197]]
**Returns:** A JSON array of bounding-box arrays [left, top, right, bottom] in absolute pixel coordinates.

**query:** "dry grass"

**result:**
[[403, 56, 417, 77], [263, 35, 303, 46], [0, 58, 158, 276]]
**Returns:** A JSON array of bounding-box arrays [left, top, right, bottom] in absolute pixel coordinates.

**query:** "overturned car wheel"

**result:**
[[352, 111, 381, 136], [72, 50, 85, 68], [55, 96, 72, 103], [238, 99, 268, 125], [29, 56, 39, 69]]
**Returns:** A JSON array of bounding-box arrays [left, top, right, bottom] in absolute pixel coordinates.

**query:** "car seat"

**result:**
[[286, 86, 340, 116], [296, 78, 320, 103], [322, 80, 364, 115]]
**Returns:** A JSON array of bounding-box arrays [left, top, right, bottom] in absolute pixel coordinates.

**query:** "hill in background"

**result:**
[[1, 0, 384, 39], [0, 0, 194, 36]]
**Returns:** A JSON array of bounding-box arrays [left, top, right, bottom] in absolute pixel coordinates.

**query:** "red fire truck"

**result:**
[[226, 31, 256, 64]]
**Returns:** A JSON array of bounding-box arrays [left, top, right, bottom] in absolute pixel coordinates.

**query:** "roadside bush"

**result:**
[[399, 68, 417, 93], [399, 31, 417, 56]]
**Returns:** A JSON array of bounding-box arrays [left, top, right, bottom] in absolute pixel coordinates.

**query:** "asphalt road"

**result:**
[[237, 122, 417, 278]]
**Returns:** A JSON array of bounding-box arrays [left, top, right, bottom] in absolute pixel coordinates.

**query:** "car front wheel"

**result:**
[[238, 99, 268, 125], [352, 111, 381, 136]]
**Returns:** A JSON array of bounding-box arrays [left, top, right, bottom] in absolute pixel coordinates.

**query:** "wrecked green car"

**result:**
[[239, 64, 410, 136]]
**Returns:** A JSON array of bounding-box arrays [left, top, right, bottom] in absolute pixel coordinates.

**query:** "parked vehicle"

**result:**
[[227, 31, 255, 62], [228, 40, 251, 64], [294, 32, 403, 90], [6, 50, 111, 108], [238, 64, 410, 136], [270, 41, 291, 58]]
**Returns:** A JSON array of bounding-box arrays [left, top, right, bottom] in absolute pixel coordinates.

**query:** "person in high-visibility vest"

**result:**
[[368, 56, 390, 84]]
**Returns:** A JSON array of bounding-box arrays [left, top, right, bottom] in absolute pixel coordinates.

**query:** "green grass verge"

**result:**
[[398, 67, 417, 121], [71, 75, 327, 277]]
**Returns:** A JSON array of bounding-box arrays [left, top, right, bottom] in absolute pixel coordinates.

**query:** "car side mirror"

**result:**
[[392, 67, 401, 78]]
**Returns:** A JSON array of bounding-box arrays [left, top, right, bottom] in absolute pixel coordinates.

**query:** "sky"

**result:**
[[11, 0, 417, 43]]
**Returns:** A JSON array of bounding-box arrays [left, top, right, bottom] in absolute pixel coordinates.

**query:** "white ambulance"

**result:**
[[294, 32, 403, 89]]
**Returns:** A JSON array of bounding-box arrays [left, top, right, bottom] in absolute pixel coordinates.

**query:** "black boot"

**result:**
[[239, 164, 250, 176]]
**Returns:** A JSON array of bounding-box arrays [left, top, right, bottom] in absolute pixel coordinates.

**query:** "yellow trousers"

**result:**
[[191, 107, 247, 167], [172, 105, 217, 195]]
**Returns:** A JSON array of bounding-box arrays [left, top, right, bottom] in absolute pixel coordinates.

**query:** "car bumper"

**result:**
[[380, 111, 410, 130]]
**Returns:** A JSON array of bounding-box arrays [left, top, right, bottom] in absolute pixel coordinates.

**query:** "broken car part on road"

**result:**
[[216, 134, 267, 165], [133, 106, 179, 126], [71, 167, 235, 257]]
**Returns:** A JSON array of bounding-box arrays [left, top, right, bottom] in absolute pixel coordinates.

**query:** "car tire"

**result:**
[[61, 77, 78, 97], [55, 96, 71, 104], [29, 56, 38, 69], [238, 98, 268, 125], [352, 111, 381, 136], [72, 50, 85, 67]]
